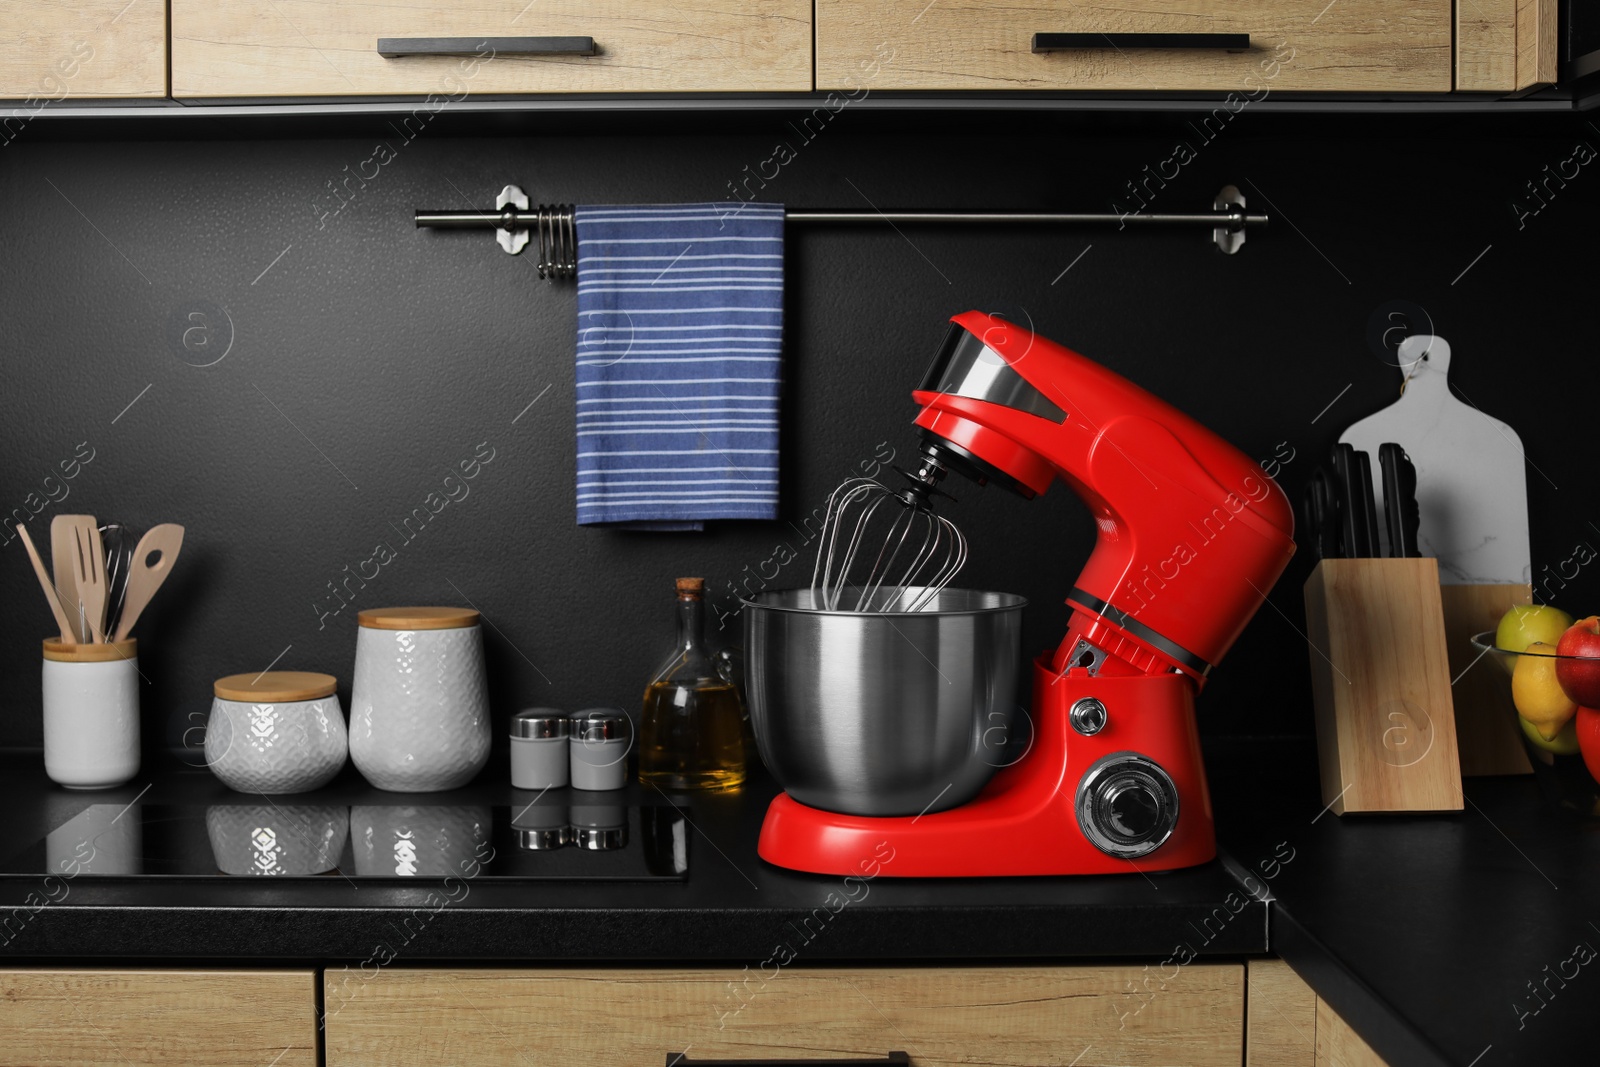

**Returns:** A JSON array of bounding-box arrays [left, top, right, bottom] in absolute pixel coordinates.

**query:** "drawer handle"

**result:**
[[1032, 32, 1249, 52], [667, 1054, 909, 1067], [377, 36, 597, 58]]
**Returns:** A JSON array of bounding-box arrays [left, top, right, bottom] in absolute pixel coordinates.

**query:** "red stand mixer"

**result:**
[[754, 311, 1296, 877]]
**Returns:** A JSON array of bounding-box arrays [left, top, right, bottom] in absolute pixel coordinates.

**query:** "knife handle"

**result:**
[[1351, 449, 1381, 560], [1330, 444, 1366, 558], [1380, 444, 1402, 559], [1382, 443, 1422, 557]]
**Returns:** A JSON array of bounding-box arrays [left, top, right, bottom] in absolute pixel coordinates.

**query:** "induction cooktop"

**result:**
[[1, 796, 688, 882]]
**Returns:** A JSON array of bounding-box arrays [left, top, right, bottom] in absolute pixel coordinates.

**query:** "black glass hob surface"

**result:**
[[0, 798, 687, 882]]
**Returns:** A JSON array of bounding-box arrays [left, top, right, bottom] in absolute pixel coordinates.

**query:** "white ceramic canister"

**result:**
[[204, 671, 348, 794], [42, 639, 140, 790], [349, 607, 491, 792]]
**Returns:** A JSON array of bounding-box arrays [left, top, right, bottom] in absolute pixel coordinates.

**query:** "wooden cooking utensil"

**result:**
[[72, 519, 108, 643], [16, 523, 76, 643], [113, 524, 185, 642], [50, 514, 88, 643]]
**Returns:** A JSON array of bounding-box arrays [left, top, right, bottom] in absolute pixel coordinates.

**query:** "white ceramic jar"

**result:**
[[349, 607, 490, 792], [205, 671, 348, 794], [42, 639, 140, 790]]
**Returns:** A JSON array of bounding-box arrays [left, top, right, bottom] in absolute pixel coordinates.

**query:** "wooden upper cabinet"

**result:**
[[817, 0, 1452, 93], [1456, 0, 1557, 91], [171, 0, 812, 97], [0, 0, 166, 99]]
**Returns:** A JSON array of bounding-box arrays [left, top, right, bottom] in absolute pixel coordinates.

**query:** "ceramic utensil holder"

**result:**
[[205, 671, 348, 794], [1303, 558, 1464, 814], [42, 639, 140, 790], [349, 607, 490, 792]]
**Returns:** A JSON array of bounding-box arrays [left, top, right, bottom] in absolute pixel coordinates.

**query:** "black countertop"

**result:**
[[9, 741, 1592, 1067], [0, 750, 1264, 964], [1212, 737, 1597, 1067]]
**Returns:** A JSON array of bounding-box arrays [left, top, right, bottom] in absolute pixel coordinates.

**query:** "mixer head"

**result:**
[[810, 457, 968, 613]]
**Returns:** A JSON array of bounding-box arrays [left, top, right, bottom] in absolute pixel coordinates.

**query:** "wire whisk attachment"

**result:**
[[811, 472, 968, 613]]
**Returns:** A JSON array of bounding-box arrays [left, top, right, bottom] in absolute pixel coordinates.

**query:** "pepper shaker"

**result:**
[[510, 709, 570, 790], [570, 708, 631, 791]]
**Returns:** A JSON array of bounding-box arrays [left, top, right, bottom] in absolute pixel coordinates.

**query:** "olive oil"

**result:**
[[639, 680, 746, 791], [638, 577, 747, 791]]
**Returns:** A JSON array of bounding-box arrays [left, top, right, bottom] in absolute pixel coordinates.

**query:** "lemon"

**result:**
[[1512, 642, 1579, 741], [1497, 604, 1574, 654], [1520, 714, 1581, 755]]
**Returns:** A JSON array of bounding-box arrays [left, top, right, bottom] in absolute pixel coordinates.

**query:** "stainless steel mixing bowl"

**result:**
[[743, 586, 1026, 817]]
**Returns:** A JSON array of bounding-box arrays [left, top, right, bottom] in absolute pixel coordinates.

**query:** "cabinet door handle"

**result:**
[[377, 36, 597, 58], [1032, 32, 1249, 52], [666, 1054, 909, 1067]]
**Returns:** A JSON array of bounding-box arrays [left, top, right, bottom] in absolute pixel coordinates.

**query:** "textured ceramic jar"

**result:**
[[42, 639, 140, 790], [349, 607, 490, 792], [205, 671, 348, 794]]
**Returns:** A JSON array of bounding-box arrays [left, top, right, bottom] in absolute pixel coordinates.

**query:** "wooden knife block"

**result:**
[[1303, 558, 1464, 814], [1439, 583, 1534, 776]]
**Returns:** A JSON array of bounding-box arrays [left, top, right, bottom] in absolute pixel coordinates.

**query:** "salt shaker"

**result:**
[[571, 708, 631, 791], [42, 639, 140, 790], [510, 709, 569, 790], [349, 607, 491, 792]]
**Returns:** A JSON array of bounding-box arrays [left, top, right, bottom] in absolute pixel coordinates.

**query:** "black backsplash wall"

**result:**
[[1, 109, 1596, 752]]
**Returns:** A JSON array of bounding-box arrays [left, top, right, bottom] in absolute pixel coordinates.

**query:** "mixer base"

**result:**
[[756, 660, 1216, 877]]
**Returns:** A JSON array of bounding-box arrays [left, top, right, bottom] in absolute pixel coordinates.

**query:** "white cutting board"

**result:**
[[1340, 335, 1531, 585]]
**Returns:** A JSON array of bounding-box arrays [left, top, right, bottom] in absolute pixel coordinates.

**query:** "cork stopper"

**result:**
[[676, 577, 705, 598]]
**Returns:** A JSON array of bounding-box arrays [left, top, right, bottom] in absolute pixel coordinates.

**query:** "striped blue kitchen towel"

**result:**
[[574, 203, 784, 529]]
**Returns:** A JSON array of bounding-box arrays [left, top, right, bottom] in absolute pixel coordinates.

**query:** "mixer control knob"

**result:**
[[1069, 697, 1107, 736], [1075, 754, 1180, 859]]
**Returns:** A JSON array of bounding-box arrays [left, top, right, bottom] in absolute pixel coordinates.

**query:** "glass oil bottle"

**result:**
[[639, 577, 746, 791]]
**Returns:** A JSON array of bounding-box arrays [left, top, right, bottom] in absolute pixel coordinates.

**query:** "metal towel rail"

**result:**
[[413, 183, 1266, 276]]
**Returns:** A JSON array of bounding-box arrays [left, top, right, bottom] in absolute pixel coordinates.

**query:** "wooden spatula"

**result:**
[[52, 514, 106, 642], [16, 523, 77, 643], [50, 515, 88, 643], [113, 524, 185, 642]]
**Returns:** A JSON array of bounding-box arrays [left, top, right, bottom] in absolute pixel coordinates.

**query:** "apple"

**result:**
[[1511, 642, 1578, 741], [1555, 616, 1600, 707], [1577, 707, 1600, 784], [1497, 604, 1575, 654], [1520, 713, 1581, 755]]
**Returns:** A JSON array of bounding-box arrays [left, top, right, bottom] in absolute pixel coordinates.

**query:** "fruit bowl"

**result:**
[[1470, 631, 1600, 817]]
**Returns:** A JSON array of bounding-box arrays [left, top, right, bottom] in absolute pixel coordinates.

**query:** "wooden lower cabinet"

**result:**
[[323, 965, 1246, 1067], [0, 969, 318, 1067], [1246, 960, 1390, 1067]]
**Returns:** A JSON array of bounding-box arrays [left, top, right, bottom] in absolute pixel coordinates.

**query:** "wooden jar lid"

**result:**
[[214, 671, 337, 702], [43, 639, 137, 663], [357, 606, 480, 631]]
